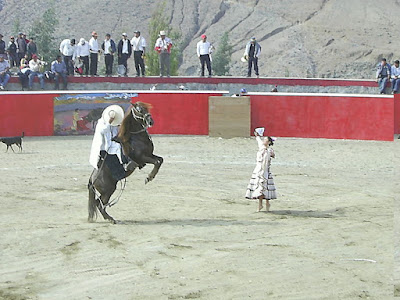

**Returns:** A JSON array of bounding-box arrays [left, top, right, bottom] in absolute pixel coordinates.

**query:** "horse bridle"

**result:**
[[131, 105, 152, 134]]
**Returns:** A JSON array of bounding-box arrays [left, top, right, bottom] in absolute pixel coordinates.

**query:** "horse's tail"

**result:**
[[88, 176, 98, 222]]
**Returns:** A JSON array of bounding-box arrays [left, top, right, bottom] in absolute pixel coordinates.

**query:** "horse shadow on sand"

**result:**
[[110, 218, 280, 227]]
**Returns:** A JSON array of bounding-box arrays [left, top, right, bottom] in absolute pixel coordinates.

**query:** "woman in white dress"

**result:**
[[245, 130, 277, 212]]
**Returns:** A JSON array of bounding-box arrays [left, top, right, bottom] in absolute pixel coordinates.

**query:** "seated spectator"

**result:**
[[0, 56, 10, 90], [232, 88, 248, 97], [376, 58, 391, 94], [51, 55, 68, 90], [17, 54, 31, 90], [28, 54, 46, 90], [20, 53, 29, 69], [391, 60, 400, 94]]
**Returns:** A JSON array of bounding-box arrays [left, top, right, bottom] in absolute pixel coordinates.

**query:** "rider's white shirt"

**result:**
[[89, 118, 122, 169]]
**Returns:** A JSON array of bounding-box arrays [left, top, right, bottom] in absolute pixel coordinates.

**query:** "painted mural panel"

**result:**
[[53, 93, 137, 135]]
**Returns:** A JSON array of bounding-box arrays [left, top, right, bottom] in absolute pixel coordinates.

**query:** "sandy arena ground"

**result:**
[[0, 135, 396, 300]]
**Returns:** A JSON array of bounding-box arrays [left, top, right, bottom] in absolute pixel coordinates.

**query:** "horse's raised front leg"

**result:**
[[142, 154, 163, 184]]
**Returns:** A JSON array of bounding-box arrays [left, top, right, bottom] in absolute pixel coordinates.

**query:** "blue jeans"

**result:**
[[0, 73, 10, 87], [378, 76, 389, 93], [392, 78, 400, 93], [29, 72, 45, 89], [54, 72, 68, 89]]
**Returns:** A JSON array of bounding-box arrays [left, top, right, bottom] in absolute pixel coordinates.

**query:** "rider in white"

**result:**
[[89, 105, 135, 180]]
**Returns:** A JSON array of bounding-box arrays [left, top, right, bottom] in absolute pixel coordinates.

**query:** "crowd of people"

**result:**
[[1, 29, 395, 94], [376, 58, 400, 94], [0, 29, 264, 90]]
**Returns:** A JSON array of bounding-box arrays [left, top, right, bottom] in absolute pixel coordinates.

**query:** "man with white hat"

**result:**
[[196, 34, 213, 77], [244, 37, 261, 78], [131, 30, 147, 77], [154, 30, 173, 77], [89, 105, 136, 181], [117, 33, 132, 77], [89, 31, 100, 76]]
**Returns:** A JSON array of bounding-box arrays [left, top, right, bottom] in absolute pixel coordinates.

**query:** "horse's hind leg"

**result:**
[[143, 155, 163, 184], [88, 179, 98, 222], [97, 195, 117, 224]]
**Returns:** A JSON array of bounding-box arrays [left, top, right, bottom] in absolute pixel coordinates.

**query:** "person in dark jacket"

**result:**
[[0, 34, 6, 59], [7, 36, 18, 67], [101, 33, 116, 77], [27, 37, 37, 60], [117, 33, 132, 76], [16, 32, 27, 64]]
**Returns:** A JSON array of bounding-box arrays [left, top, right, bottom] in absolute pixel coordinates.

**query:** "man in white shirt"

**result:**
[[89, 31, 100, 76], [391, 60, 400, 94], [154, 31, 172, 77], [101, 33, 116, 76], [28, 54, 45, 89], [76, 38, 90, 76], [196, 34, 213, 77], [117, 33, 132, 76], [131, 30, 146, 77], [59, 38, 76, 75]]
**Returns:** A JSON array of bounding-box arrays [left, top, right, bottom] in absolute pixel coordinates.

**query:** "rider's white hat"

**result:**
[[102, 105, 124, 126]]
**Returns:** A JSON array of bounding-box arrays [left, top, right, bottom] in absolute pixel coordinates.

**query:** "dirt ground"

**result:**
[[0, 135, 396, 300]]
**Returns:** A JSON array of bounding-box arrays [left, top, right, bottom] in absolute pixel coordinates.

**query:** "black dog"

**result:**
[[0, 132, 24, 152]]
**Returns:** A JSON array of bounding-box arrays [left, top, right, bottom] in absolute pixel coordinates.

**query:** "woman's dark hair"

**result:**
[[267, 136, 274, 146]]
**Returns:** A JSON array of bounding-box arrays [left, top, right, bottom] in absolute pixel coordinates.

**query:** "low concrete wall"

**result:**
[[4, 76, 382, 95]]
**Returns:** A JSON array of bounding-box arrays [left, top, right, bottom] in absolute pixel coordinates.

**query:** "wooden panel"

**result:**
[[209, 96, 250, 137]]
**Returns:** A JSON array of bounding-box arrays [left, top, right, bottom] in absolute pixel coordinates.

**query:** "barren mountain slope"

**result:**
[[0, 0, 398, 78]]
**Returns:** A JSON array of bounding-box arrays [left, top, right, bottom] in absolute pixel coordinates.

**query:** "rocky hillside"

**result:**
[[0, 0, 398, 78]]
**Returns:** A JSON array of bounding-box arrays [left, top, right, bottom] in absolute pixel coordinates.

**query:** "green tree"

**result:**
[[213, 32, 233, 76], [146, 2, 182, 76], [13, 18, 21, 36], [28, 5, 59, 66]]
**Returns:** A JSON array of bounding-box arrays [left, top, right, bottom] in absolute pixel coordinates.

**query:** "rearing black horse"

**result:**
[[88, 102, 163, 223]]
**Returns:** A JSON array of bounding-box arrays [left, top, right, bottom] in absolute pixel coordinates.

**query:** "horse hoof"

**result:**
[[145, 178, 149, 184]]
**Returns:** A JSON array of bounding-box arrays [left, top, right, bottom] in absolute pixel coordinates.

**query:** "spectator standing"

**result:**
[[154, 31, 172, 77], [28, 54, 45, 90], [244, 37, 261, 78], [76, 38, 90, 76], [117, 33, 132, 76], [0, 56, 10, 90], [391, 60, 400, 94], [7, 36, 18, 67], [89, 31, 100, 76], [59, 38, 76, 75], [131, 30, 146, 77], [196, 34, 213, 77], [16, 32, 27, 63], [101, 33, 116, 77], [51, 55, 68, 90], [27, 37, 37, 60], [0, 34, 6, 59], [376, 58, 391, 94]]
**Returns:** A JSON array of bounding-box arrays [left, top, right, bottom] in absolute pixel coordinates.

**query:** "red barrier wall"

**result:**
[[0, 91, 222, 137], [394, 94, 400, 134], [0, 94, 55, 136], [250, 94, 394, 141], [136, 93, 214, 135]]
